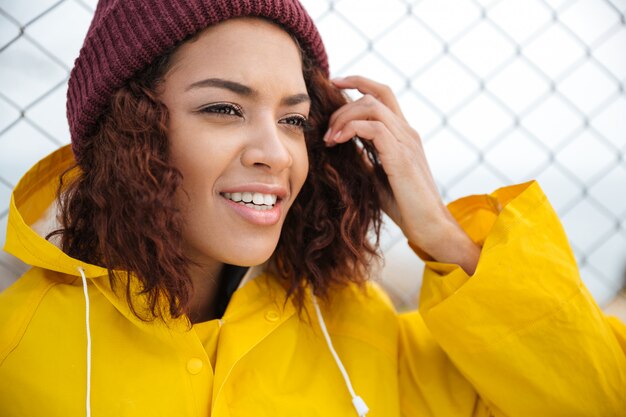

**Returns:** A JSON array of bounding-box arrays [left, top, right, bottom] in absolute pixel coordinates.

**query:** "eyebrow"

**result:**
[[185, 77, 310, 107]]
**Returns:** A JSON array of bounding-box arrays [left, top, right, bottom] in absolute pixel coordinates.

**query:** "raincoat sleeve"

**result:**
[[397, 180, 626, 417]]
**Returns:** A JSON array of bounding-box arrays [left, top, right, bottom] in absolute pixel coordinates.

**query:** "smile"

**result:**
[[222, 192, 278, 211], [220, 191, 283, 225]]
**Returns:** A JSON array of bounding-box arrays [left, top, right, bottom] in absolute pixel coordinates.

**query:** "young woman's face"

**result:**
[[159, 18, 310, 269]]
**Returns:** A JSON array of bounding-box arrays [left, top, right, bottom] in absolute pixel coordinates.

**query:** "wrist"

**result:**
[[410, 215, 481, 276]]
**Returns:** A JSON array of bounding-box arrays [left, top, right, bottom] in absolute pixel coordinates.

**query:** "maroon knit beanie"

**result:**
[[66, 0, 329, 157]]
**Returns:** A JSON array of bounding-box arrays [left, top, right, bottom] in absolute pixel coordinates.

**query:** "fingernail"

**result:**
[[323, 128, 332, 142], [332, 130, 342, 142], [331, 77, 344, 83]]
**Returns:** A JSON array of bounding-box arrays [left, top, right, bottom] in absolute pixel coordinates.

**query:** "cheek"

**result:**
[[167, 134, 221, 215], [167, 121, 234, 194]]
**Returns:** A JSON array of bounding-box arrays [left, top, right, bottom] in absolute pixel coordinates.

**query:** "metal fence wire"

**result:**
[[0, 0, 625, 314]]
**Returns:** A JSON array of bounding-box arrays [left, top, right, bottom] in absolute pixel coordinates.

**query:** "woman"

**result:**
[[1, 0, 625, 416]]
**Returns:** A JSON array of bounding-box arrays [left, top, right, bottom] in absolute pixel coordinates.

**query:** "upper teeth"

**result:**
[[223, 192, 278, 206]]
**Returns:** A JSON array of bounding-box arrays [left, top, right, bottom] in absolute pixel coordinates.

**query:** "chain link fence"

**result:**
[[1, 0, 625, 317]]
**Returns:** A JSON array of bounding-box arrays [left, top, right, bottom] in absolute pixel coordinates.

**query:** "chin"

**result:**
[[218, 239, 279, 267], [221, 253, 274, 268]]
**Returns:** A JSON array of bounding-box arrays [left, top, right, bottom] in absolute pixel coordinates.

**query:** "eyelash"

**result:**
[[200, 103, 311, 131]]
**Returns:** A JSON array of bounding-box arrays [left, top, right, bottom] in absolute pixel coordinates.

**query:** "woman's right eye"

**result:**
[[200, 103, 243, 117]]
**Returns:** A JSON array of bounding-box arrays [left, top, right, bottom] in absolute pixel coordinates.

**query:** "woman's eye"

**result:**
[[282, 116, 310, 131], [200, 103, 242, 117]]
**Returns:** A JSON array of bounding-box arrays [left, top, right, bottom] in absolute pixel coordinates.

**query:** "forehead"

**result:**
[[165, 17, 306, 93]]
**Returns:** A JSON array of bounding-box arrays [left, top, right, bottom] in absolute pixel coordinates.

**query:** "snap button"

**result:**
[[187, 358, 203, 375], [265, 310, 280, 322]]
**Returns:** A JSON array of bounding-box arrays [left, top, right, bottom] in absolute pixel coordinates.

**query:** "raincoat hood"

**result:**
[[4, 145, 107, 280]]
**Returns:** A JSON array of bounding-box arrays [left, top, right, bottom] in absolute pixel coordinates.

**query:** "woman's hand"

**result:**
[[326, 75, 481, 275]]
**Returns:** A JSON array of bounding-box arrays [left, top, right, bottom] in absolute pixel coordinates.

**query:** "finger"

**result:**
[[328, 119, 394, 158], [326, 94, 405, 145], [328, 120, 438, 196], [331, 75, 405, 120]]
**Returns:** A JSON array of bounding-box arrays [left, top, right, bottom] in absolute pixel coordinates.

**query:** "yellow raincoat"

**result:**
[[1, 145, 625, 416]]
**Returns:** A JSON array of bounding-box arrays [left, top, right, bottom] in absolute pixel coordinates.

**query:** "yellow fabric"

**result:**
[[1, 146, 625, 416], [194, 319, 222, 371]]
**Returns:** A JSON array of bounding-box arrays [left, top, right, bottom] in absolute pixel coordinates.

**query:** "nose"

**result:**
[[240, 116, 293, 172]]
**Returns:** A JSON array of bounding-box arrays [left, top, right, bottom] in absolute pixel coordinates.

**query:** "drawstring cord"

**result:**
[[311, 293, 369, 417], [78, 267, 92, 417]]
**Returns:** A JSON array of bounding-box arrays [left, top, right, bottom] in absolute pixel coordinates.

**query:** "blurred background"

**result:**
[[0, 0, 625, 319]]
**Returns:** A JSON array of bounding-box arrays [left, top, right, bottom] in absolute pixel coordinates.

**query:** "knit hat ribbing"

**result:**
[[67, 0, 329, 156]]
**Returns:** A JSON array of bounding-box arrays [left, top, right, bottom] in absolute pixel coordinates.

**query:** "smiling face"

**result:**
[[159, 18, 310, 271]]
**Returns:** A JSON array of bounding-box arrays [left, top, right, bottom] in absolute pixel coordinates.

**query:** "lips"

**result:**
[[219, 185, 287, 226]]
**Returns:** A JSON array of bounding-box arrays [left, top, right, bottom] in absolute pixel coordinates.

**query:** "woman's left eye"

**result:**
[[281, 115, 310, 131], [200, 103, 243, 116]]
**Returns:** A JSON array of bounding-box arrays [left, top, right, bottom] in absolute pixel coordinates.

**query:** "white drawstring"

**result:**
[[311, 293, 369, 417], [78, 267, 92, 417]]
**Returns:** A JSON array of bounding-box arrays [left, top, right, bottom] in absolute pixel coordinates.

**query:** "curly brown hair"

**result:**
[[50, 28, 388, 321]]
